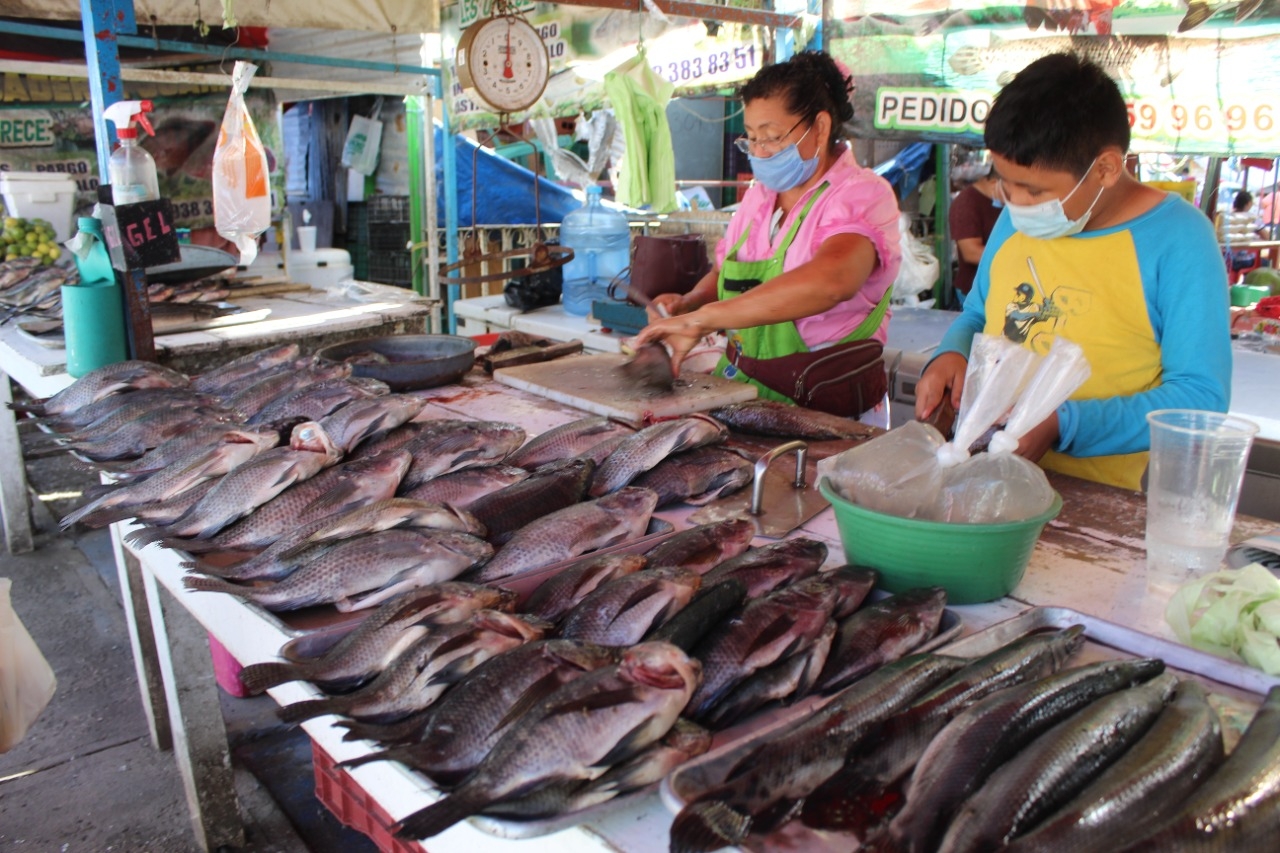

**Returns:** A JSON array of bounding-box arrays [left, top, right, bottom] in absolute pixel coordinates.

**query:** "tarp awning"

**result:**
[[3, 1, 439, 34]]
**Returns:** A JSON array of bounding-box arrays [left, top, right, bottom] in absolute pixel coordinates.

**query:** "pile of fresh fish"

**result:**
[[0, 258, 77, 322], [668, 624, 1280, 853]]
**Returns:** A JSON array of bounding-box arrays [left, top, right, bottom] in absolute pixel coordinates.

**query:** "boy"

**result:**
[[915, 53, 1231, 490]]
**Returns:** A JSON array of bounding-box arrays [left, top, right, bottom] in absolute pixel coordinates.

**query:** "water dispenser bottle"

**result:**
[[559, 186, 631, 315]]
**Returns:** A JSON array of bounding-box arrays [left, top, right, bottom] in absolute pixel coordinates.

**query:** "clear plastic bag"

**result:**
[[1, 578, 57, 753], [341, 97, 384, 176], [213, 62, 272, 266], [821, 420, 947, 519], [932, 453, 1055, 523], [891, 213, 940, 304], [939, 333, 1041, 467]]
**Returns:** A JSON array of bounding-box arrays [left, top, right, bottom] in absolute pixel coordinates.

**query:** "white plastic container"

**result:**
[[289, 248, 354, 289], [0, 171, 79, 241]]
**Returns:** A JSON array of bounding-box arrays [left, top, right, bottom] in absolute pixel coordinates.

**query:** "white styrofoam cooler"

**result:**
[[288, 248, 354, 289], [0, 171, 79, 242]]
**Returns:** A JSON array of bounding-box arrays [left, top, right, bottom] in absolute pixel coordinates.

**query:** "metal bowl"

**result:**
[[316, 334, 476, 391]]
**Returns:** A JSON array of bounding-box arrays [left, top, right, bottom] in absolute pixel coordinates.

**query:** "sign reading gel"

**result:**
[[876, 88, 994, 135]]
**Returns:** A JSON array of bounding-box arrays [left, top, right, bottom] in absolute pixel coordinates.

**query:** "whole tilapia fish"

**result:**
[[590, 416, 728, 496], [59, 427, 279, 530], [522, 554, 648, 624], [687, 575, 841, 722], [66, 404, 240, 462], [9, 360, 188, 417], [816, 586, 948, 693], [644, 580, 748, 652], [54, 390, 223, 444], [183, 529, 494, 612], [823, 565, 881, 619], [277, 610, 547, 724], [1006, 679, 1223, 853], [247, 376, 389, 426], [176, 450, 412, 555], [887, 657, 1168, 853], [190, 343, 300, 394], [559, 566, 702, 647], [132, 479, 218, 526], [704, 619, 837, 729], [937, 673, 1178, 853], [508, 416, 635, 469], [0, 257, 39, 289], [294, 394, 428, 455], [238, 583, 517, 694], [394, 641, 700, 839], [209, 357, 315, 402], [631, 446, 752, 507], [466, 457, 595, 545], [225, 361, 352, 420], [401, 465, 530, 509], [399, 420, 527, 491], [346, 419, 435, 460], [643, 519, 755, 574], [801, 626, 1087, 833], [1119, 683, 1280, 853], [339, 639, 622, 785], [700, 538, 829, 597], [126, 443, 342, 547], [96, 423, 270, 480], [668, 653, 967, 853], [467, 487, 659, 583], [709, 399, 875, 441]]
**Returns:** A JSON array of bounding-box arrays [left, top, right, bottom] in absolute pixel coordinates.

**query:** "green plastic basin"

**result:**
[[818, 478, 1063, 605]]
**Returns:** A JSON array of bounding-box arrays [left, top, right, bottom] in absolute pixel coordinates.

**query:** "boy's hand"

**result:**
[[915, 352, 968, 421], [1016, 411, 1060, 463]]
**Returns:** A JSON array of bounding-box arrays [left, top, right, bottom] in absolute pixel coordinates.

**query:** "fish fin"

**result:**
[[181, 575, 251, 597], [298, 480, 364, 518], [277, 697, 347, 725], [59, 496, 123, 531], [125, 525, 176, 549], [1178, 1, 1214, 31], [544, 686, 644, 719], [593, 717, 658, 767], [744, 613, 803, 659], [493, 671, 577, 733], [237, 661, 305, 694], [669, 800, 752, 853], [613, 580, 665, 617], [336, 749, 394, 770], [424, 651, 483, 688], [394, 794, 482, 840]]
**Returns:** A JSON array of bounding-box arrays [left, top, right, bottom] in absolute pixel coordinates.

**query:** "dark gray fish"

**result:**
[[183, 529, 494, 612], [704, 619, 837, 729], [668, 653, 967, 853], [190, 343, 301, 394], [401, 465, 530, 509], [345, 419, 435, 460], [631, 446, 752, 507], [338, 639, 622, 785], [823, 565, 881, 619], [937, 674, 1178, 853], [66, 405, 239, 462], [508, 416, 635, 470], [247, 376, 389, 426], [888, 657, 1169, 853], [9, 359, 188, 417], [643, 519, 756, 574], [238, 583, 517, 694], [224, 361, 352, 420], [558, 566, 702, 647], [394, 642, 700, 839], [590, 416, 728, 496], [522, 554, 649, 624], [207, 357, 315, 402], [294, 394, 428, 455], [579, 431, 630, 466], [466, 457, 595, 545], [709, 399, 875, 441], [644, 579, 748, 653], [400, 420, 527, 491], [55, 389, 222, 443], [620, 342, 675, 392], [131, 479, 218, 526], [700, 538, 828, 597], [1007, 679, 1223, 853], [1119, 683, 1280, 853], [467, 487, 659, 583], [815, 586, 948, 694], [95, 423, 267, 480]]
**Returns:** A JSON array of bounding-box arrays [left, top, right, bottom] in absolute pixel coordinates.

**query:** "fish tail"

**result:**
[[59, 497, 115, 531], [336, 749, 395, 770], [394, 794, 480, 840], [181, 575, 252, 598], [669, 801, 752, 853], [7, 399, 46, 415], [125, 525, 172, 549], [237, 661, 305, 694], [276, 697, 345, 725]]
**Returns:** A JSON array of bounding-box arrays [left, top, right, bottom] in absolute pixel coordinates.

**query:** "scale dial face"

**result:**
[[463, 16, 549, 114]]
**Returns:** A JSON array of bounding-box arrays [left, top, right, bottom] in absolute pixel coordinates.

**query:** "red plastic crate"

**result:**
[[312, 741, 425, 853], [207, 633, 251, 698]]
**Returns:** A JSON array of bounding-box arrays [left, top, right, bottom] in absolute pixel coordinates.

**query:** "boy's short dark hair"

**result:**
[[1234, 190, 1254, 212], [984, 53, 1129, 178]]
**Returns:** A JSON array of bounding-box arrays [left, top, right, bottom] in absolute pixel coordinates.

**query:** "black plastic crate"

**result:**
[[368, 250, 413, 286], [368, 222, 410, 252], [368, 195, 410, 224]]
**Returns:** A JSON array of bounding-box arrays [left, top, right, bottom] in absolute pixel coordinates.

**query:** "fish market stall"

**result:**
[[58, 354, 1273, 853]]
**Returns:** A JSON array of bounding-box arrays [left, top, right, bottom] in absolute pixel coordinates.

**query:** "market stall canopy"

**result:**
[[2, 0, 439, 34]]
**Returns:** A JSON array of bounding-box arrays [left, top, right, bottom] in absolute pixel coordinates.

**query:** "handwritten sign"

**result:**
[[97, 197, 181, 272]]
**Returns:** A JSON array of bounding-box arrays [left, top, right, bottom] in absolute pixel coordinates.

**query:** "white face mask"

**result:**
[[1002, 159, 1104, 240]]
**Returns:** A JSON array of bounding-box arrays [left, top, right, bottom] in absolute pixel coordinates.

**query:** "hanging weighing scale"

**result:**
[[456, 2, 551, 114]]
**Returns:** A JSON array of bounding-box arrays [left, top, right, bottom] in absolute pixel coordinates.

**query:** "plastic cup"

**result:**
[[296, 225, 317, 253], [1145, 410, 1258, 590]]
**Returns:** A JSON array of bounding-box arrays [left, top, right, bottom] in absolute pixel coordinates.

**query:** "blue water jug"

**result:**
[[559, 186, 631, 315]]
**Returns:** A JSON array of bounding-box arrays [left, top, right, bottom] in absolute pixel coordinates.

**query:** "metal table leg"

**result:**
[[111, 525, 172, 751], [0, 370, 34, 554]]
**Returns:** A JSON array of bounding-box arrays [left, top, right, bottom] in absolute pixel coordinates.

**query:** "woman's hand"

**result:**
[[914, 352, 968, 421], [634, 311, 707, 376], [646, 293, 687, 322]]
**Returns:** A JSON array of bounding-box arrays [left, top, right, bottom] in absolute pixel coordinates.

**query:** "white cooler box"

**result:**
[[0, 171, 79, 242]]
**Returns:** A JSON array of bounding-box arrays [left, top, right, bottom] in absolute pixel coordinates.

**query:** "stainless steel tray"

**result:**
[[660, 605, 1278, 853]]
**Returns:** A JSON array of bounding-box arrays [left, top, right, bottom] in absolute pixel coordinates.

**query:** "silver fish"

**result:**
[[297, 394, 429, 455], [54, 390, 223, 443], [631, 446, 752, 507], [709, 399, 876, 441], [206, 357, 315, 402], [247, 377, 389, 426], [96, 423, 267, 480], [465, 457, 595, 545], [189, 343, 301, 394], [508, 416, 636, 469], [590, 416, 728, 496], [224, 361, 352, 420], [643, 519, 755, 573], [66, 405, 239, 462], [558, 566, 702, 647], [704, 619, 837, 729], [522, 554, 649, 624], [700, 538, 829, 597], [401, 465, 530, 509], [399, 420, 527, 491], [183, 529, 494, 612], [467, 487, 659, 583], [816, 586, 949, 693]]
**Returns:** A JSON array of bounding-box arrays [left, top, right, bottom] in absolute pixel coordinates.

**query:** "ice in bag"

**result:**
[[212, 62, 271, 265]]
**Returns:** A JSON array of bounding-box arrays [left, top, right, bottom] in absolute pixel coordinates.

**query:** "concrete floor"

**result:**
[[0, 438, 378, 852]]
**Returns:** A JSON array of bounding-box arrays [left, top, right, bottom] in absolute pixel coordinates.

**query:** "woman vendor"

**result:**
[[634, 51, 901, 419]]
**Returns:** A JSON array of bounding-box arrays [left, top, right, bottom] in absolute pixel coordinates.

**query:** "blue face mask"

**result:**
[[748, 124, 819, 192], [1002, 158, 1104, 240]]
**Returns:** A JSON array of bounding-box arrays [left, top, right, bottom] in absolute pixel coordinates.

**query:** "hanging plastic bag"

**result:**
[[891, 213, 940, 304], [937, 333, 1041, 467], [1, 578, 57, 753], [341, 97, 384, 176], [213, 62, 271, 266]]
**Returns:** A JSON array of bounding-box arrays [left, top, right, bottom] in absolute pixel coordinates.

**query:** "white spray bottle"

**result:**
[[102, 100, 160, 205]]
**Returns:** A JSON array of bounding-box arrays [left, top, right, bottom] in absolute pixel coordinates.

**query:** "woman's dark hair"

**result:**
[[1234, 190, 1254, 212], [738, 51, 854, 151], [984, 53, 1129, 178]]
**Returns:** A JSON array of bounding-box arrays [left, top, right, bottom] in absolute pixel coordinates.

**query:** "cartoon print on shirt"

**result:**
[[1002, 256, 1091, 352]]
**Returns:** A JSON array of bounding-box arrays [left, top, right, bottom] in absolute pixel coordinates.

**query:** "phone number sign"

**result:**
[[1126, 98, 1277, 154]]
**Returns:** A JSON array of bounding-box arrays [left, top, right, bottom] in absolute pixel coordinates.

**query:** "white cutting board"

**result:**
[[494, 352, 757, 426]]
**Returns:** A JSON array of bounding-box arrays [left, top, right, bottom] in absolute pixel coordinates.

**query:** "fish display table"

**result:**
[[108, 372, 1273, 853]]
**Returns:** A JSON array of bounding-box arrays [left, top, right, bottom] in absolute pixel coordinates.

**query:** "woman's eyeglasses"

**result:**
[[734, 117, 808, 156]]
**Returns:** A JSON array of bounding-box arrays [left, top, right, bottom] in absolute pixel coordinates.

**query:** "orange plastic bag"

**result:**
[[213, 62, 271, 265], [0, 578, 56, 753]]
